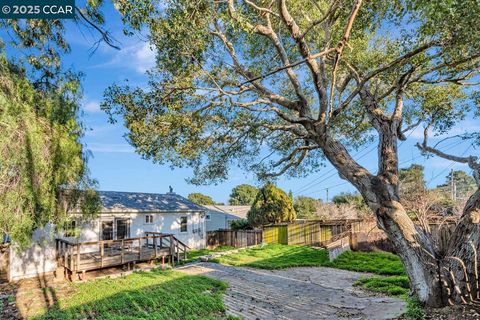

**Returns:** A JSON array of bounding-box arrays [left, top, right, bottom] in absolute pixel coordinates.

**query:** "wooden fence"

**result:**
[[350, 219, 457, 252], [206, 230, 262, 249], [262, 220, 357, 246]]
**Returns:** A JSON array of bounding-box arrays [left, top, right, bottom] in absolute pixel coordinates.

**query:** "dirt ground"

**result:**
[[178, 262, 406, 320]]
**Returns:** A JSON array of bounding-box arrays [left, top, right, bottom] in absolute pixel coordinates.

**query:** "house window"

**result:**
[[64, 220, 76, 237], [205, 214, 211, 221], [180, 216, 188, 232], [145, 214, 154, 224]]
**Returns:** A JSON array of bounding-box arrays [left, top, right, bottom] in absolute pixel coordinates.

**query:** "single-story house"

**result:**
[[203, 205, 251, 231], [6, 191, 206, 281]]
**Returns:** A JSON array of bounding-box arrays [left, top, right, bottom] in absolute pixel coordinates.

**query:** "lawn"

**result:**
[[211, 244, 409, 300], [326, 250, 405, 276], [37, 269, 232, 320], [354, 276, 410, 296], [211, 244, 329, 269], [179, 246, 235, 265]]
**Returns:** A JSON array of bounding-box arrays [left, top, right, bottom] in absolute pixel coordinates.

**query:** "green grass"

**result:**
[[354, 276, 410, 296], [37, 269, 232, 320], [211, 244, 405, 275], [211, 244, 329, 269], [326, 250, 405, 275], [177, 246, 236, 265]]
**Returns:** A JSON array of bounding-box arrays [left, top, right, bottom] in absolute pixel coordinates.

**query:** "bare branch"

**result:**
[[75, 6, 121, 51], [328, 0, 363, 119]]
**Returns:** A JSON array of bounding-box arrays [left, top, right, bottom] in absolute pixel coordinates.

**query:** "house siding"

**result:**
[[8, 211, 206, 281], [205, 211, 228, 231]]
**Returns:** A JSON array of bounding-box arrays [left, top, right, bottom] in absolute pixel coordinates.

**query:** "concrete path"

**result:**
[[178, 262, 405, 320]]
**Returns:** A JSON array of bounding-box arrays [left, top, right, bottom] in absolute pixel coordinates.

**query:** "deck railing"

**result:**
[[55, 233, 181, 276], [144, 232, 189, 262]]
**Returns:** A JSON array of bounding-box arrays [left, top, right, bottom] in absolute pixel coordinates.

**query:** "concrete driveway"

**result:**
[[178, 262, 405, 320]]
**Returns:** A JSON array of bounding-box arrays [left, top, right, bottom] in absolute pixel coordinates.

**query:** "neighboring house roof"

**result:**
[[203, 205, 250, 219], [93, 191, 206, 213]]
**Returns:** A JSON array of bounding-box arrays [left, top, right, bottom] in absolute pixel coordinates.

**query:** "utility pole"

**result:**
[[450, 169, 457, 202], [326, 188, 329, 202]]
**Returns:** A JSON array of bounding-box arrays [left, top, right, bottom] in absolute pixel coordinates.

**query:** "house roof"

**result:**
[[203, 205, 250, 219], [95, 191, 206, 213]]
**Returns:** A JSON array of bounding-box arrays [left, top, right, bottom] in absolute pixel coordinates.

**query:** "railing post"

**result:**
[[76, 244, 81, 272], [55, 240, 59, 263], [176, 239, 180, 261], [100, 241, 104, 267], [138, 238, 142, 260], [170, 235, 175, 267], [121, 239, 124, 264], [64, 243, 68, 268], [154, 236, 158, 258]]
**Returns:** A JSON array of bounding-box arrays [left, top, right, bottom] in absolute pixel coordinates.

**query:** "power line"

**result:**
[[295, 144, 376, 194], [425, 142, 473, 187], [299, 136, 469, 198]]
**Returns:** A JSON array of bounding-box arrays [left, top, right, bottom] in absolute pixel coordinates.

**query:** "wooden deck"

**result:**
[[56, 233, 189, 280]]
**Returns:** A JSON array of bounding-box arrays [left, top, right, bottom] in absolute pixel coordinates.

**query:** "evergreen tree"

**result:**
[[229, 184, 258, 205], [248, 184, 296, 226]]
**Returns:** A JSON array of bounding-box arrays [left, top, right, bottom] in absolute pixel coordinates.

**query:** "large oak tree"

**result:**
[[104, 0, 480, 307]]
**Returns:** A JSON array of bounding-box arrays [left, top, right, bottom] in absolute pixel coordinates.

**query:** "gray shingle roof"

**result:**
[[97, 191, 206, 213], [203, 205, 250, 219]]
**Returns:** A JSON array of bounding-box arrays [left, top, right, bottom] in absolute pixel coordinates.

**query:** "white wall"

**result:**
[[129, 211, 206, 249], [9, 224, 57, 281]]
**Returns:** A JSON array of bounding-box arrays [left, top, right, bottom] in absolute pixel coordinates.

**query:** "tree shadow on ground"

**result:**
[[34, 270, 230, 320]]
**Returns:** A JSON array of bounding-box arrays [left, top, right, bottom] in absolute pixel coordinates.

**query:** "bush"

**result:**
[[230, 219, 251, 230]]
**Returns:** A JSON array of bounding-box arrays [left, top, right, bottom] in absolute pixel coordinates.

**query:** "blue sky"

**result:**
[[47, 3, 479, 203]]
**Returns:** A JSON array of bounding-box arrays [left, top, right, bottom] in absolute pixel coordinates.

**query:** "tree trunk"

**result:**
[[374, 190, 480, 307], [321, 135, 480, 307], [438, 189, 480, 305]]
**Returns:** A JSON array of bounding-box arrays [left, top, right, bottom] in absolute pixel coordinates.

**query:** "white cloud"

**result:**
[[133, 42, 156, 73], [87, 143, 134, 153], [83, 100, 101, 113], [88, 41, 156, 74]]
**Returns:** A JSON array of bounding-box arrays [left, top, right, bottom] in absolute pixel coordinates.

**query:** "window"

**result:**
[[64, 220, 76, 237], [145, 214, 153, 224], [205, 214, 211, 221], [180, 216, 187, 232]]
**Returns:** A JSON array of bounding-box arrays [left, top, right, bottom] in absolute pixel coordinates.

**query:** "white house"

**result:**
[[6, 191, 206, 281], [203, 205, 250, 231]]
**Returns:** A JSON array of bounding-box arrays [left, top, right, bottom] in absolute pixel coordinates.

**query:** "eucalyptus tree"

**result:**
[[104, 0, 480, 306]]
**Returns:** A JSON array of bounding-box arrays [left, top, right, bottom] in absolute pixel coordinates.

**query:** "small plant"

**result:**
[[404, 297, 425, 320]]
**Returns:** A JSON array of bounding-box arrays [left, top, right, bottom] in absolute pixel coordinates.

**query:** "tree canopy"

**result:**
[[294, 196, 320, 219], [103, 0, 480, 306], [105, 0, 480, 185], [187, 192, 218, 205], [0, 2, 118, 246], [247, 183, 296, 226], [437, 170, 477, 200], [0, 57, 99, 247], [229, 184, 258, 205]]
